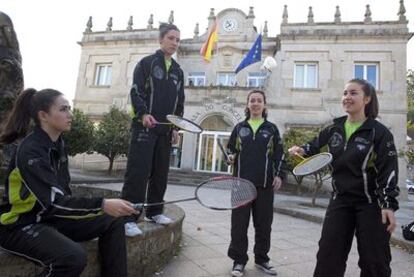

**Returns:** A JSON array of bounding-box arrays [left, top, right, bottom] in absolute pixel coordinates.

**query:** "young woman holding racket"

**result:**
[[121, 23, 185, 236], [226, 90, 285, 277], [0, 88, 137, 276], [288, 79, 399, 277]]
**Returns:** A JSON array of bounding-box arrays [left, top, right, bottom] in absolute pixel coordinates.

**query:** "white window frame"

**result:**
[[247, 72, 266, 87], [293, 62, 318, 89], [216, 73, 236, 86], [94, 64, 112, 86], [187, 72, 206, 87], [354, 63, 379, 89]]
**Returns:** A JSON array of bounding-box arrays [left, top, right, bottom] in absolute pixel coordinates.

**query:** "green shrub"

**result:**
[[282, 127, 320, 171]]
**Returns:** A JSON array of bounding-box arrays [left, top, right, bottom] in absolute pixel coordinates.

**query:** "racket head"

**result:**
[[292, 152, 333, 176], [166, 115, 203, 133], [194, 176, 257, 210]]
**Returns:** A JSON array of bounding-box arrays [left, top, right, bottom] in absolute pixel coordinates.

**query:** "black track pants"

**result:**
[[314, 196, 391, 277], [0, 215, 127, 277], [122, 125, 171, 219], [228, 186, 274, 265]]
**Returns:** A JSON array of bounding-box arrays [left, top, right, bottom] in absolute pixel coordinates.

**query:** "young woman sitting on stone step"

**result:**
[[0, 88, 138, 277]]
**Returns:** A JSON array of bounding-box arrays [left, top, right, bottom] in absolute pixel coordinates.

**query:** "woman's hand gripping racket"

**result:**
[[141, 114, 203, 134], [133, 176, 257, 211]]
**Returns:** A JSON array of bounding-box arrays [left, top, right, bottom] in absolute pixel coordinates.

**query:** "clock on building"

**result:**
[[222, 18, 238, 32]]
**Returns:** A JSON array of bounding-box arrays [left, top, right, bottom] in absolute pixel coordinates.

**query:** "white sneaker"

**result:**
[[145, 214, 173, 225], [231, 264, 245, 277], [255, 261, 277, 275], [124, 222, 142, 237]]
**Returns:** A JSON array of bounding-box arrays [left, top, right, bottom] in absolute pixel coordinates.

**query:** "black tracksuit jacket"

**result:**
[[0, 127, 103, 227], [130, 49, 184, 129], [227, 119, 285, 187], [303, 116, 399, 210]]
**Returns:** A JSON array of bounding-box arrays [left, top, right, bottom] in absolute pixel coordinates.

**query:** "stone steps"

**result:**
[[167, 169, 224, 186]]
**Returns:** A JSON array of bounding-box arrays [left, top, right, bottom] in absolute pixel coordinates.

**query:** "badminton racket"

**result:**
[[140, 114, 203, 133], [292, 152, 333, 177], [133, 176, 256, 211]]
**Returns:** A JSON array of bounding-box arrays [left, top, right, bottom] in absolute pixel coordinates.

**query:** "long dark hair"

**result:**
[[159, 23, 180, 39], [0, 88, 63, 144], [348, 78, 379, 119], [244, 90, 268, 120]]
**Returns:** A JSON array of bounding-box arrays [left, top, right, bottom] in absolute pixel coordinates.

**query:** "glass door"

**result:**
[[195, 131, 231, 173]]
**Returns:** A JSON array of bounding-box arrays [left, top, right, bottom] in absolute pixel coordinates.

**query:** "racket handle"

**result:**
[[132, 203, 144, 211], [294, 153, 305, 160]]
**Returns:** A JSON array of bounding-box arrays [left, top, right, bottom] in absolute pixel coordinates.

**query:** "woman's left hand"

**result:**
[[171, 129, 180, 144], [382, 209, 396, 233], [272, 176, 282, 191]]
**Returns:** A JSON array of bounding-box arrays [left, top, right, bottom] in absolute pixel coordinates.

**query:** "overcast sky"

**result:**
[[2, 0, 413, 102]]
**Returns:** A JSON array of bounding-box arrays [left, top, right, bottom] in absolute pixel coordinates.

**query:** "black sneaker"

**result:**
[[231, 263, 245, 277], [255, 261, 277, 275]]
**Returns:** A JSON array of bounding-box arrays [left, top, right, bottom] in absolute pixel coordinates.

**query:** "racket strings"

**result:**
[[196, 177, 257, 209], [293, 153, 332, 176], [167, 116, 202, 133]]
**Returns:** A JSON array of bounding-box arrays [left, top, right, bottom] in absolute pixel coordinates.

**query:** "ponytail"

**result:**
[[0, 88, 63, 145], [0, 88, 36, 145]]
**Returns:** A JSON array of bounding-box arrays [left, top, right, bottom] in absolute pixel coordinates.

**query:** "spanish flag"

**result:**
[[200, 21, 218, 62]]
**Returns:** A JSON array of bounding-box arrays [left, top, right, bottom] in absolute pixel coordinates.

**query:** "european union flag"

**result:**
[[235, 34, 262, 74]]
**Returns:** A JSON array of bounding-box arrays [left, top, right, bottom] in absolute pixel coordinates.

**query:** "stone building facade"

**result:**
[[73, 2, 412, 193]]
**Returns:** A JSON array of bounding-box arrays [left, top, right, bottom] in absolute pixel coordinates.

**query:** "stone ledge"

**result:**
[[0, 186, 185, 277]]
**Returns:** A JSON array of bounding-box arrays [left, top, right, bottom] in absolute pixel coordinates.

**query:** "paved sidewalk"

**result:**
[[70, 169, 123, 184], [89, 183, 414, 277], [273, 192, 414, 253]]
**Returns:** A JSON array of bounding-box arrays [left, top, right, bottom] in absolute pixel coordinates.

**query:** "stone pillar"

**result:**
[[282, 5, 288, 24], [208, 8, 216, 30]]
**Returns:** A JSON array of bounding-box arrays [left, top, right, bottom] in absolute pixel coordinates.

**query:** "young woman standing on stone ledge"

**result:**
[[288, 79, 399, 277], [0, 88, 138, 277], [122, 23, 185, 237], [226, 90, 285, 277]]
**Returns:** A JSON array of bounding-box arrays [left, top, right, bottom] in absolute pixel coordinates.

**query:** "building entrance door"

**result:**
[[195, 131, 231, 173]]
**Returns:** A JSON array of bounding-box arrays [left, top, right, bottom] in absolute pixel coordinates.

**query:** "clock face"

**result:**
[[222, 18, 238, 32]]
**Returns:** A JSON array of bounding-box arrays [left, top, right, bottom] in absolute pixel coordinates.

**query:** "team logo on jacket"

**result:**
[[28, 158, 41, 165], [239, 127, 251, 137], [356, 144, 366, 151], [153, 65, 164, 80], [355, 137, 370, 144], [329, 132, 343, 148], [386, 141, 394, 148], [388, 150, 397, 156], [259, 130, 271, 138]]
